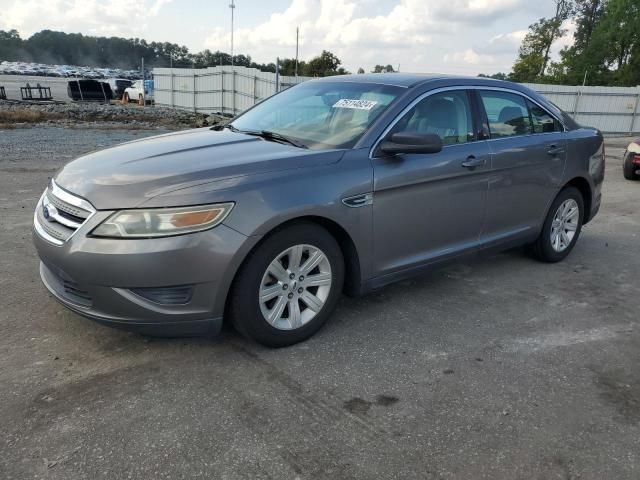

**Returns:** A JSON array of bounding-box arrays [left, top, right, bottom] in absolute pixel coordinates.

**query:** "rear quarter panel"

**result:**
[[563, 127, 605, 222]]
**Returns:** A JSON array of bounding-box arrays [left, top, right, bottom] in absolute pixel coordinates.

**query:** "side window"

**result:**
[[479, 91, 532, 138], [527, 100, 561, 133], [392, 90, 474, 145]]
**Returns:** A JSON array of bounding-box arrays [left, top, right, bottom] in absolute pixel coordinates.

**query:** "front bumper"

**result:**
[[33, 207, 259, 337]]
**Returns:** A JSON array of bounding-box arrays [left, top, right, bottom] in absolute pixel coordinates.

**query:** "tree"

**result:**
[[0, 29, 347, 78], [510, 0, 573, 82], [372, 64, 395, 73], [304, 50, 342, 76], [478, 72, 508, 80], [554, 0, 640, 85], [0, 29, 23, 61], [357, 67, 365, 74], [555, 0, 607, 84]]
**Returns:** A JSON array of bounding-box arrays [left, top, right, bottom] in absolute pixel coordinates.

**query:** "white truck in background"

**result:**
[[123, 79, 154, 104]]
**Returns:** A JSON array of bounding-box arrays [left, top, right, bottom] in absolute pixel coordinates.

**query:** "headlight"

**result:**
[[91, 203, 234, 238]]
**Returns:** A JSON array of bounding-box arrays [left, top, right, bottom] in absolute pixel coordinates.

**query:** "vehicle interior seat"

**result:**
[[498, 106, 530, 135]]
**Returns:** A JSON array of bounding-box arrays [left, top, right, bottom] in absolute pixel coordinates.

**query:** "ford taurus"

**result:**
[[33, 74, 605, 347]]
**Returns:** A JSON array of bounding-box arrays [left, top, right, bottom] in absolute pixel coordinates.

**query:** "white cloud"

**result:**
[[204, 0, 530, 73], [443, 48, 496, 65], [0, 0, 172, 37], [0, 0, 565, 75], [485, 30, 527, 54]]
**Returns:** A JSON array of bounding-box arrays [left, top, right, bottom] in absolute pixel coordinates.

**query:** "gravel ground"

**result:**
[[0, 129, 639, 479], [0, 101, 224, 129]]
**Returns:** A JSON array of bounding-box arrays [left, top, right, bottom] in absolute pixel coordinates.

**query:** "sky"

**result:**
[[0, 0, 575, 75]]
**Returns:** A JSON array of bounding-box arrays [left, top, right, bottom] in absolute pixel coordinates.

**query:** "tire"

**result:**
[[623, 151, 639, 180], [138, 94, 144, 105], [531, 186, 584, 263], [228, 223, 344, 347], [123, 93, 130, 103]]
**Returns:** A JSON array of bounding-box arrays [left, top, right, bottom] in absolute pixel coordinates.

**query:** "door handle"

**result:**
[[461, 155, 486, 169], [546, 144, 565, 156]]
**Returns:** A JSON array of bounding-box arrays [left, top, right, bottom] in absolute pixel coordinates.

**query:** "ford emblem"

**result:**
[[43, 203, 57, 221]]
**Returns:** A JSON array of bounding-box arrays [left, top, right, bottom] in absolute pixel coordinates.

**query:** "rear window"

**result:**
[[527, 100, 562, 133]]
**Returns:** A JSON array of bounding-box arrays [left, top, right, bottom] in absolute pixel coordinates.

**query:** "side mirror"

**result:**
[[380, 132, 443, 155]]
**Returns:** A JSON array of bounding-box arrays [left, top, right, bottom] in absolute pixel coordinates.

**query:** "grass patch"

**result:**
[[0, 110, 63, 124]]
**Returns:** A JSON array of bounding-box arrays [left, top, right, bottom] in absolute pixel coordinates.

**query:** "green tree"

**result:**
[[556, 0, 608, 84], [303, 50, 342, 76], [372, 64, 395, 73], [510, 0, 573, 82], [478, 72, 508, 80]]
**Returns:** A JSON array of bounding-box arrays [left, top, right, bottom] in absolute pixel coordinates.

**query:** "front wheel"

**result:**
[[531, 186, 584, 263], [228, 223, 344, 347]]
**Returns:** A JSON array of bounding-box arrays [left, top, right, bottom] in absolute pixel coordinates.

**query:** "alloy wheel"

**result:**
[[259, 244, 332, 330], [550, 198, 579, 252]]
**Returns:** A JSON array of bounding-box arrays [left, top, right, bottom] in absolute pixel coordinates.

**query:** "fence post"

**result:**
[[572, 89, 581, 118], [253, 73, 258, 107], [275, 57, 280, 94], [232, 67, 236, 115], [221, 68, 225, 114], [630, 89, 640, 134], [170, 70, 174, 108], [193, 69, 196, 113]]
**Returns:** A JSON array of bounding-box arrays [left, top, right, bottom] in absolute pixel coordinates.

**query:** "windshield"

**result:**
[[230, 81, 403, 150]]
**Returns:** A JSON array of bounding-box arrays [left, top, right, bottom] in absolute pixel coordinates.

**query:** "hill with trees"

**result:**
[[0, 29, 348, 76]]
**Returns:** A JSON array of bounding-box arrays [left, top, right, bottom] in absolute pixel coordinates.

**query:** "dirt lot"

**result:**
[[0, 128, 639, 479]]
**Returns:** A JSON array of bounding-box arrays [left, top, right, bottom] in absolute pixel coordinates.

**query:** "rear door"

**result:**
[[371, 89, 491, 277], [476, 89, 566, 243]]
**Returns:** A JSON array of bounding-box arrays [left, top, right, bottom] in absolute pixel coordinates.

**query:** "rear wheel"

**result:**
[[531, 186, 584, 263], [228, 223, 344, 347], [623, 151, 640, 180], [123, 93, 130, 103]]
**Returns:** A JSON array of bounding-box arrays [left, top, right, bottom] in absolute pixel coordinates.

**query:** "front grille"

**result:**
[[47, 193, 90, 221], [34, 180, 95, 245]]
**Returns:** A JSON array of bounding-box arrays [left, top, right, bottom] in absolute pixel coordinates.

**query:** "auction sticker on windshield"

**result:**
[[333, 99, 378, 110]]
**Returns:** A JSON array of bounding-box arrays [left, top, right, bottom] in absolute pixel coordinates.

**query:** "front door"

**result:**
[[371, 89, 491, 277]]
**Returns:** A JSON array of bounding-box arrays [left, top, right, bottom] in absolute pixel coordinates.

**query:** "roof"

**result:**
[[312, 73, 476, 88]]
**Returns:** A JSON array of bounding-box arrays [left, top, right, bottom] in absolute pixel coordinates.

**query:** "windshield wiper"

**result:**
[[242, 129, 308, 149]]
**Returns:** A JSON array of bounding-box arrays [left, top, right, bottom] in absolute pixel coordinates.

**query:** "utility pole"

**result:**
[[295, 26, 299, 77], [230, 0, 235, 68]]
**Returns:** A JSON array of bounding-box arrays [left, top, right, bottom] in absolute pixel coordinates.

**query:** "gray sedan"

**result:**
[[33, 74, 605, 347]]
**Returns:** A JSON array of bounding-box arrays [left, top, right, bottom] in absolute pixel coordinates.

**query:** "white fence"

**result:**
[[152, 67, 640, 134], [524, 83, 640, 134], [153, 66, 310, 115]]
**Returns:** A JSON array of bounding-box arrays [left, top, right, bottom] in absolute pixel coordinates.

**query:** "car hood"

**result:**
[[54, 128, 343, 210]]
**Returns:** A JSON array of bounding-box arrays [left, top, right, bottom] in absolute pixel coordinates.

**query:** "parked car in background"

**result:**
[[623, 139, 640, 180], [124, 79, 154, 103], [106, 78, 132, 100], [33, 74, 604, 347]]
